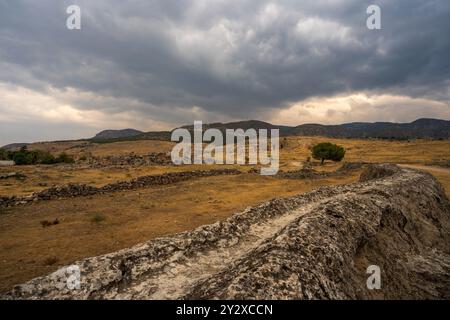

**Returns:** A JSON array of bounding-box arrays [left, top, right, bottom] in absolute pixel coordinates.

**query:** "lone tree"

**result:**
[[311, 142, 345, 165]]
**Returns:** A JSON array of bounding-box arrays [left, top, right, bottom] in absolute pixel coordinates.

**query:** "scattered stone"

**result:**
[[279, 162, 367, 180], [0, 169, 242, 208], [84, 152, 173, 167], [359, 163, 398, 182], [278, 168, 325, 179], [34, 182, 48, 187], [42, 257, 58, 266], [40, 219, 60, 228], [0, 172, 25, 180]]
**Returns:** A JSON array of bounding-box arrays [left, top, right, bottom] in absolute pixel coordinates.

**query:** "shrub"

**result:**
[[311, 142, 346, 165], [43, 256, 58, 266], [12, 151, 29, 165], [4, 148, 74, 165], [56, 152, 75, 164], [40, 219, 60, 228], [0, 148, 7, 160], [39, 152, 57, 164], [91, 214, 105, 223]]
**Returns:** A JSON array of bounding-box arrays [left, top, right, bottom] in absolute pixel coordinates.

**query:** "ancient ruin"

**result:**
[[3, 164, 449, 299]]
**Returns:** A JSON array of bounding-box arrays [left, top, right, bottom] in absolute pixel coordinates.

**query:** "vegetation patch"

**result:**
[[0, 147, 74, 165], [91, 214, 106, 223]]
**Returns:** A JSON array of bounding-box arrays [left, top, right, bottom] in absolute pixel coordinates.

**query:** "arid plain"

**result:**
[[1, 136, 450, 293]]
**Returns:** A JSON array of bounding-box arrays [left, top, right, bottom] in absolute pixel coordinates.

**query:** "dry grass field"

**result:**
[[0, 164, 243, 197], [0, 136, 449, 293], [279, 136, 450, 167], [0, 173, 360, 292], [29, 139, 175, 157]]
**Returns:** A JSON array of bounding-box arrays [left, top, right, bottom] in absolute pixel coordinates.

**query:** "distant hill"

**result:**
[[290, 118, 450, 139], [178, 118, 450, 140], [0, 143, 29, 151], [91, 130, 171, 143], [92, 129, 143, 141], [180, 120, 293, 135], [6, 118, 450, 148]]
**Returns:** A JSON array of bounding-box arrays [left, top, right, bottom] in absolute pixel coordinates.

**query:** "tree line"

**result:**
[[0, 146, 74, 165]]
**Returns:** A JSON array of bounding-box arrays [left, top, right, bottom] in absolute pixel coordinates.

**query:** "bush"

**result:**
[[12, 151, 29, 165], [91, 214, 105, 223], [40, 219, 60, 228], [311, 142, 346, 165], [42, 256, 58, 266], [40, 152, 57, 164], [0, 148, 7, 160], [3, 148, 74, 165], [56, 152, 74, 164]]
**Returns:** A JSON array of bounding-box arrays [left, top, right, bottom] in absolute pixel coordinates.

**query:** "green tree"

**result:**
[[0, 148, 7, 160], [12, 151, 29, 165], [39, 152, 56, 164], [311, 142, 345, 165], [3, 147, 74, 165]]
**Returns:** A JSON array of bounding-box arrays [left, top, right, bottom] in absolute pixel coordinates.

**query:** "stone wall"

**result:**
[[84, 152, 172, 167], [0, 169, 241, 207]]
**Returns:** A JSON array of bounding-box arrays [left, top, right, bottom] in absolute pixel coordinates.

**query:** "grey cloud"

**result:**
[[0, 0, 449, 125]]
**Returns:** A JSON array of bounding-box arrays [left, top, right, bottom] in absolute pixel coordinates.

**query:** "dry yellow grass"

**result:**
[[28, 139, 175, 157], [27, 136, 450, 163], [70, 140, 176, 157], [3, 137, 449, 197], [0, 172, 359, 293], [0, 164, 243, 197], [279, 136, 450, 170]]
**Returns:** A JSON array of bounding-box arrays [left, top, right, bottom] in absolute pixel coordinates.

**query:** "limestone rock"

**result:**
[[3, 164, 450, 299]]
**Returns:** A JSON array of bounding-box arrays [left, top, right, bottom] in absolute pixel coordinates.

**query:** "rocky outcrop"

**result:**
[[84, 153, 173, 167], [277, 162, 367, 179], [359, 163, 398, 182], [0, 169, 241, 207], [3, 164, 450, 299], [0, 172, 25, 180]]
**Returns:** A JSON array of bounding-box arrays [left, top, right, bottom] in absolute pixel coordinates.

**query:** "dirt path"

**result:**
[[109, 197, 344, 299], [399, 164, 450, 174]]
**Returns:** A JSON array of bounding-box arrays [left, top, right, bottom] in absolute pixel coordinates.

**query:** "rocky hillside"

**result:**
[[180, 118, 450, 140], [92, 129, 143, 140], [0, 143, 29, 151], [3, 164, 450, 299], [290, 118, 450, 139]]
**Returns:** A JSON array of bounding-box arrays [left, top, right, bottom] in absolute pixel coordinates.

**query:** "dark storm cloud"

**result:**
[[0, 0, 449, 123]]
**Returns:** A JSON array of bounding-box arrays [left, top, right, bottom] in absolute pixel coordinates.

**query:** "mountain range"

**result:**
[[91, 118, 450, 142], [2, 118, 450, 149]]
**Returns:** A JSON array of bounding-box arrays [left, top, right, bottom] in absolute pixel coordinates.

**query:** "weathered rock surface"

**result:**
[[0, 172, 25, 180], [3, 164, 450, 299], [277, 162, 367, 179]]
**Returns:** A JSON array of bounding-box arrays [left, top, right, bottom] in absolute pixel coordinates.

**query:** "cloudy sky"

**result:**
[[0, 0, 449, 145]]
